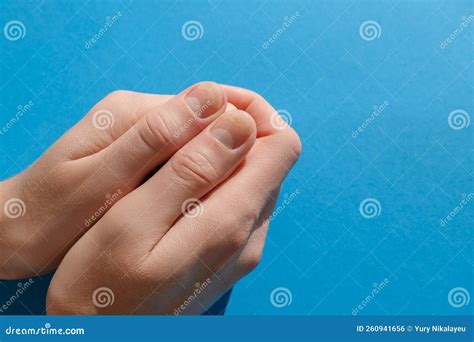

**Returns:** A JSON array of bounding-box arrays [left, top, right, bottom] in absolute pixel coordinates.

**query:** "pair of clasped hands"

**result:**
[[0, 83, 301, 314]]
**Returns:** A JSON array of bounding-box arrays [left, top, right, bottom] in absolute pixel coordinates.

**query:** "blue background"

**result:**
[[1, 0, 473, 316]]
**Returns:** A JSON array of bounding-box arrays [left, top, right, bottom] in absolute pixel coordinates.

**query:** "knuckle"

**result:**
[[225, 228, 250, 255], [280, 128, 302, 163], [240, 207, 261, 228], [249, 91, 268, 110], [286, 128, 302, 159], [239, 249, 263, 275], [255, 93, 267, 105], [217, 208, 259, 255], [224, 205, 260, 228], [103, 90, 132, 103], [132, 260, 162, 285], [170, 151, 218, 186], [140, 109, 175, 151], [246, 89, 263, 103]]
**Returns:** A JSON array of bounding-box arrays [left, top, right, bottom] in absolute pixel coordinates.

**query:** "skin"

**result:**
[[0, 82, 301, 315], [1, 82, 228, 278]]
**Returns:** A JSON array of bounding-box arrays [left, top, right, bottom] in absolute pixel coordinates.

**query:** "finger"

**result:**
[[46, 91, 173, 161], [225, 102, 237, 111], [82, 82, 228, 187], [154, 129, 301, 284], [222, 84, 288, 136], [109, 109, 257, 246]]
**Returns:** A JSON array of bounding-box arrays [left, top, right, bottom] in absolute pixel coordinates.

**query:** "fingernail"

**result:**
[[185, 82, 224, 118], [210, 110, 253, 149]]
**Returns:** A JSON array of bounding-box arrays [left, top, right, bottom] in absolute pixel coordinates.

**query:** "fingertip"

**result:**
[[210, 110, 256, 150], [225, 102, 238, 111], [183, 81, 227, 118]]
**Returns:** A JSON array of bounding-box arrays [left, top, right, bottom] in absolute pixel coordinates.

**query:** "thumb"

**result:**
[[85, 82, 227, 187]]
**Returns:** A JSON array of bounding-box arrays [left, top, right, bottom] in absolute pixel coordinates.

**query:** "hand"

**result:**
[[46, 86, 301, 315], [0, 82, 228, 279]]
